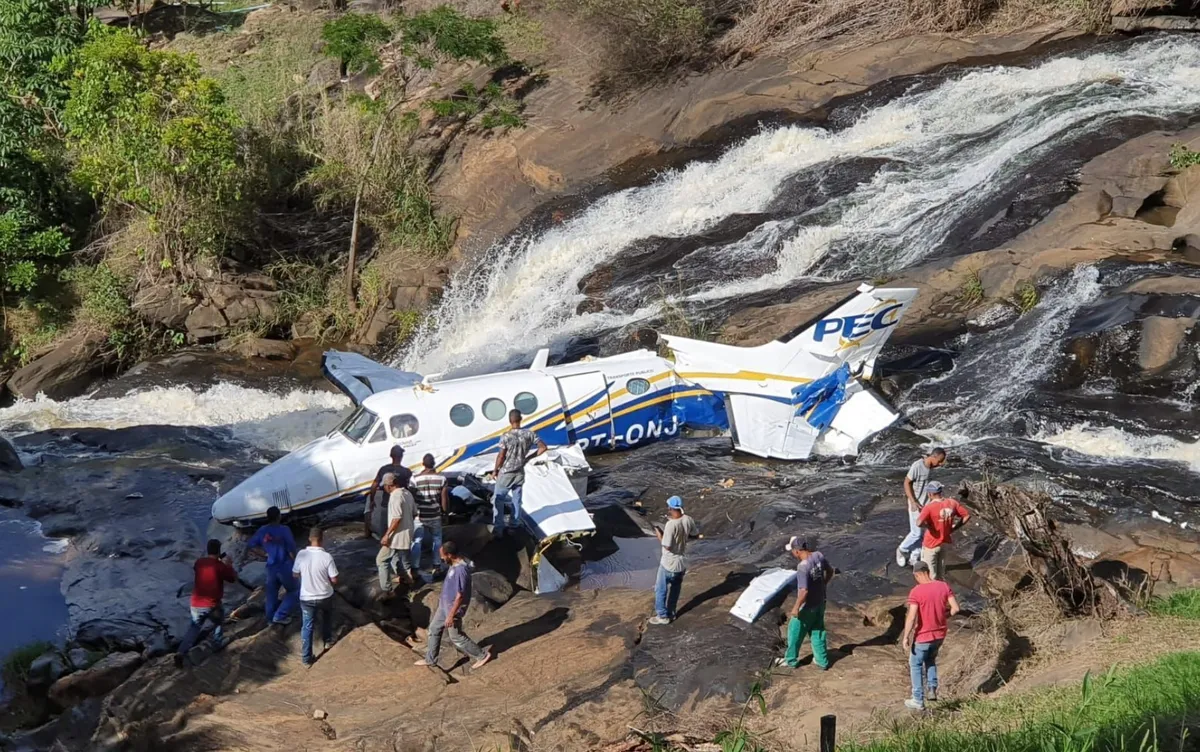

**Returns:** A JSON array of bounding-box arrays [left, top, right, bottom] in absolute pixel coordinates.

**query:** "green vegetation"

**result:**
[[1149, 589, 1200, 621], [844, 653, 1200, 752], [1014, 281, 1039, 314], [2, 640, 55, 683], [961, 271, 985, 306], [321, 13, 391, 76], [1170, 144, 1200, 171]]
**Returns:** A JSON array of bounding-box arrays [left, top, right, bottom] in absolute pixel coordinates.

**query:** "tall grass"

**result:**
[[2, 641, 55, 684], [844, 652, 1200, 752], [1149, 590, 1200, 621]]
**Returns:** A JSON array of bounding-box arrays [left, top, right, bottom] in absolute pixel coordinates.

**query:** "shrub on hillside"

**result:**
[[63, 27, 254, 264], [321, 13, 392, 76]]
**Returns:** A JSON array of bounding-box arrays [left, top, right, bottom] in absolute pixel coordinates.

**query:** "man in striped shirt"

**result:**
[[412, 453, 449, 577]]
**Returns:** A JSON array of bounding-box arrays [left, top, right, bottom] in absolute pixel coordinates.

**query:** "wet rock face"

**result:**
[[47, 652, 141, 710]]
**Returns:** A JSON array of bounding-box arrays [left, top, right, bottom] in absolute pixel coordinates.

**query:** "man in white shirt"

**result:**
[[293, 527, 339, 667], [378, 473, 417, 596]]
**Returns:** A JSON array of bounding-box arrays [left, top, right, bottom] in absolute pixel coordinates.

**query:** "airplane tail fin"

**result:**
[[659, 283, 919, 459]]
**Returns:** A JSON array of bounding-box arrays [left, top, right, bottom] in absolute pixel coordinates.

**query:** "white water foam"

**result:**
[[401, 38, 1200, 373], [0, 383, 351, 452], [1037, 423, 1200, 472]]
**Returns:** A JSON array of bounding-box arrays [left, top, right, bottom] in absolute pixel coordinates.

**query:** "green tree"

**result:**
[[63, 26, 252, 266]]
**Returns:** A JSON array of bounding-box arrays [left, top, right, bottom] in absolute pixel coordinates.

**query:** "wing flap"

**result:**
[[321, 351, 424, 405]]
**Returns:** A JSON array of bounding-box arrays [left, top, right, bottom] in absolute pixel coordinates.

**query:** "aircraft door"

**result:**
[[555, 372, 614, 451], [285, 461, 340, 513]]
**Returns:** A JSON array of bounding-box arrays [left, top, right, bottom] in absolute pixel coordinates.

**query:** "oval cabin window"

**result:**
[[390, 414, 420, 438], [627, 378, 652, 396], [482, 398, 507, 421], [449, 404, 475, 427], [513, 391, 539, 415]]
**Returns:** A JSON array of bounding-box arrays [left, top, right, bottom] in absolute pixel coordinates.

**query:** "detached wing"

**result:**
[[322, 351, 424, 405]]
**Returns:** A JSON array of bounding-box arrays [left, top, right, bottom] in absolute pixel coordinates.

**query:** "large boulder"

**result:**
[[0, 435, 22, 472], [185, 304, 228, 343], [131, 286, 194, 329], [7, 330, 108, 400], [1138, 316, 1196, 372], [221, 337, 295, 360], [47, 651, 141, 709]]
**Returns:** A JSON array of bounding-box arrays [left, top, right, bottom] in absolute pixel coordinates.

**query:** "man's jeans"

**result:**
[[785, 605, 829, 668], [425, 604, 486, 663], [654, 566, 685, 620], [899, 507, 923, 562], [910, 639, 944, 705], [412, 519, 444, 571], [300, 596, 334, 664], [376, 546, 412, 591], [493, 471, 525, 533], [177, 605, 224, 656], [265, 565, 298, 623]]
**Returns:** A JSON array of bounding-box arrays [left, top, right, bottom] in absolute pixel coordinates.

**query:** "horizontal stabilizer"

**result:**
[[322, 351, 424, 405]]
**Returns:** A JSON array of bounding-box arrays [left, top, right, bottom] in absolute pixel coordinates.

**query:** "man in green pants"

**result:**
[[779, 536, 833, 670]]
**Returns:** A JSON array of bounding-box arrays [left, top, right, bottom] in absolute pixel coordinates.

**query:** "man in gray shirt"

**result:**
[[491, 409, 547, 537], [650, 495, 699, 625], [897, 448, 947, 568]]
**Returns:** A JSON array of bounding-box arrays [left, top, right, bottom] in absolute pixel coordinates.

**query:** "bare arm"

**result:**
[[790, 587, 809, 618], [902, 602, 919, 651], [534, 437, 548, 456], [367, 475, 381, 509], [381, 515, 400, 546], [948, 595, 961, 617], [493, 447, 507, 475], [440, 483, 449, 513], [904, 477, 918, 510], [446, 594, 463, 626]]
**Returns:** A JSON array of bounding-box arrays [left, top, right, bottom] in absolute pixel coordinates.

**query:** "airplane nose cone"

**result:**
[[211, 492, 240, 524]]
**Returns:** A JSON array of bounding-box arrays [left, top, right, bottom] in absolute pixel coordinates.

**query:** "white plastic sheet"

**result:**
[[729, 567, 797, 623], [521, 459, 596, 539], [535, 557, 568, 594]]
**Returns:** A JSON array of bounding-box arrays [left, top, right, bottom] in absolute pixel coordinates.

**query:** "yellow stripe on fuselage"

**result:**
[[676, 370, 813, 385]]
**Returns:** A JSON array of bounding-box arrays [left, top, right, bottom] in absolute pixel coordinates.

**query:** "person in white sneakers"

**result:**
[[293, 527, 339, 668], [896, 448, 946, 568]]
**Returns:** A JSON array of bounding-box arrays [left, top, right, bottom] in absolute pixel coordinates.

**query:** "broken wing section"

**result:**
[[661, 284, 918, 460], [322, 351, 424, 405]]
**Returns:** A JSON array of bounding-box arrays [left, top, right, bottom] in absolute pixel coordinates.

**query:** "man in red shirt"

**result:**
[[915, 481, 970, 581], [175, 539, 237, 668], [902, 561, 960, 710]]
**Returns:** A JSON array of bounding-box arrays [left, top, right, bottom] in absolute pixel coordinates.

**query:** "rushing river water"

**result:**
[[2, 35, 1200, 662]]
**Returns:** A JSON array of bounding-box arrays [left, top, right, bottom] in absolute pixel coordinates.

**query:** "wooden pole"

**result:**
[[820, 714, 836, 752]]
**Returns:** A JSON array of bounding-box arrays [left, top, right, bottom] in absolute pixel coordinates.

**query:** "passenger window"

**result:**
[[513, 391, 538, 415], [390, 414, 420, 438], [482, 398, 507, 421], [449, 403, 475, 427], [369, 423, 387, 443], [627, 377, 652, 395]]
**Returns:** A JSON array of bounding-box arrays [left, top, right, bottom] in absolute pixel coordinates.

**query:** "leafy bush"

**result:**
[[399, 5, 506, 65], [1170, 144, 1200, 171], [321, 13, 392, 76], [64, 27, 252, 261]]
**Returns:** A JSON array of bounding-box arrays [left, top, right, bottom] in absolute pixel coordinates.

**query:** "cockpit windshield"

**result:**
[[337, 407, 378, 444]]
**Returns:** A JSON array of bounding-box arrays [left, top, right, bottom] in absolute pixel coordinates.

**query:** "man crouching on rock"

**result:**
[[414, 541, 492, 670], [175, 539, 236, 668]]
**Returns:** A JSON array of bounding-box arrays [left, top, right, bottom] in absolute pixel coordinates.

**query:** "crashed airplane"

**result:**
[[212, 284, 919, 557]]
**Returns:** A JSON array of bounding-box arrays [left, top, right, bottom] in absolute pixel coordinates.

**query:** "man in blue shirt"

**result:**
[[414, 541, 492, 670], [247, 506, 298, 626]]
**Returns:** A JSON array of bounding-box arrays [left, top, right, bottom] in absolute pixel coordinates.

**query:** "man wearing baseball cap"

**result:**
[[777, 536, 833, 670], [649, 495, 699, 625], [903, 560, 960, 710], [915, 481, 970, 581]]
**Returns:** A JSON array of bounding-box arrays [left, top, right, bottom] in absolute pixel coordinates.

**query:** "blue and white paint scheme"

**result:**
[[211, 283, 918, 526]]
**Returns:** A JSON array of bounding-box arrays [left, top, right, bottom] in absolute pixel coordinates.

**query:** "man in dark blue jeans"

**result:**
[[650, 496, 699, 626], [246, 506, 298, 626], [292, 527, 339, 667]]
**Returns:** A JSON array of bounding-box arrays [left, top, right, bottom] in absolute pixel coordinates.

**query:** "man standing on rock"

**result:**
[[902, 560, 960, 711], [378, 472, 417, 595], [365, 445, 412, 538], [412, 453, 449, 579], [649, 495, 699, 626], [916, 481, 971, 581], [778, 536, 833, 670], [247, 505, 298, 627], [491, 409, 547, 536], [175, 539, 237, 668], [294, 527, 339, 668], [415, 541, 492, 670], [897, 448, 947, 568]]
